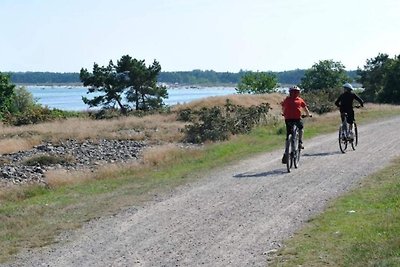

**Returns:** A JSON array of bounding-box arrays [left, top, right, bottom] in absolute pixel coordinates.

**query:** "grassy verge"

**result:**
[[269, 157, 400, 267], [0, 105, 399, 263]]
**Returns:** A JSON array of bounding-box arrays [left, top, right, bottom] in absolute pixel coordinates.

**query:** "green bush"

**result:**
[[180, 100, 271, 143], [23, 155, 75, 166], [302, 88, 342, 114], [2, 106, 82, 126]]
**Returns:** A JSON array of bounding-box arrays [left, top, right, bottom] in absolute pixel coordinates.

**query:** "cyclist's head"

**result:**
[[289, 85, 301, 97], [343, 83, 353, 92]]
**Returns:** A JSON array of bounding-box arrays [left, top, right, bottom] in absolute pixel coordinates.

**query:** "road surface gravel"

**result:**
[[5, 116, 400, 267]]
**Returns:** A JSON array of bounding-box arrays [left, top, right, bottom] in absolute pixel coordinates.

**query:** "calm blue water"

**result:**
[[26, 86, 237, 111]]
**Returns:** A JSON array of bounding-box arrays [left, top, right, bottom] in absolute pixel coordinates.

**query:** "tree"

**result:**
[[80, 55, 168, 113], [379, 55, 400, 103], [299, 60, 349, 91], [357, 53, 400, 104], [10, 86, 37, 113], [0, 72, 16, 117], [236, 72, 277, 94], [80, 61, 129, 114], [116, 55, 168, 111]]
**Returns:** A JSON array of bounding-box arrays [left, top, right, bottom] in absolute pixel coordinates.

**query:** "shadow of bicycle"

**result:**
[[302, 151, 341, 157], [234, 169, 288, 179]]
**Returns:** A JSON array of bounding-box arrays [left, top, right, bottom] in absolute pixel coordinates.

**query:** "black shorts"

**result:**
[[285, 119, 303, 139], [341, 110, 355, 124]]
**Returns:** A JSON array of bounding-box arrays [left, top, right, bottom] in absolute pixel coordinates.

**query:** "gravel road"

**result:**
[[5, 116, 400, 267]]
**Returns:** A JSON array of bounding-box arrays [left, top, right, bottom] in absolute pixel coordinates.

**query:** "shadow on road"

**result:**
[[302, 151, 341, 157], [234, 169, 287, 179]]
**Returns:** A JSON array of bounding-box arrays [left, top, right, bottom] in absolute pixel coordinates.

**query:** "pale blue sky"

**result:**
[[1, 0, 399, 72]]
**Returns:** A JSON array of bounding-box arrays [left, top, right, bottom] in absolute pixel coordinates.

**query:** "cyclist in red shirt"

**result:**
[[281, 85, 311, 164]]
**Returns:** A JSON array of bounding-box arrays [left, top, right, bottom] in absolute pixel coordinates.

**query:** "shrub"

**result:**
[[2, 106, 81, 126], [180, 99, 271, 143], [302, 88, 342, 114], [23, 154, 75, 166]]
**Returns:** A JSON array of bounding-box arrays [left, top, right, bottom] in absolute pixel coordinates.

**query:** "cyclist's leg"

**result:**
[[296, 120, 304, 147], [282, 120, 292, 163], [282, 120, 291, 164], [340, 112, 348, 136], [347, 110, 355, 132]]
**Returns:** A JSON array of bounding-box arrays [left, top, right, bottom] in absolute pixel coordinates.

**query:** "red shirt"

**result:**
[[281, 96, 306, 120]]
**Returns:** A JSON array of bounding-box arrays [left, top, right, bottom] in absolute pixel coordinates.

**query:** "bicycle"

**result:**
[[284, 115, 311, 173], [338, 106, 360, 153]]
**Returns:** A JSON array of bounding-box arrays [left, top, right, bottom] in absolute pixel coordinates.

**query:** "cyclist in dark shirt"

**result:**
[[335, 83, 364, 139]]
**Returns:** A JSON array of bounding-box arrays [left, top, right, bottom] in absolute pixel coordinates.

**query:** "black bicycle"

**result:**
[[284, 115, 311, 173], [338, 108, 359, 153]]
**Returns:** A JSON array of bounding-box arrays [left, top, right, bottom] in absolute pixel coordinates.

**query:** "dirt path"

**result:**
[[5, 116, 400, 267]]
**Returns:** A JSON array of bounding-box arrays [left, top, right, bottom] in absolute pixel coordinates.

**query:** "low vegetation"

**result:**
[[0, 95, 399, 263], [178, 100, 271, 143]]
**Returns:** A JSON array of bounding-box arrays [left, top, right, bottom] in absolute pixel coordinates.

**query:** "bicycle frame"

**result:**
[[339, 112, 358, 153], [285, 122, 301, 172]]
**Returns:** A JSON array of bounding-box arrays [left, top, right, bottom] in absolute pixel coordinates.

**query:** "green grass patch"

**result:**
[[0, 106, 399, 263], [23, 154, 75, 166], [270, 157, 400, 266]]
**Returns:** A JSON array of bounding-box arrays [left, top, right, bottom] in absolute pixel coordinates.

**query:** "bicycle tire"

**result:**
[[338, 125, 347, 153], [286, 134, 292, 173], [293, 128, 301, 168], [350, 122, 358, 150], [354, 122, 358, 146]]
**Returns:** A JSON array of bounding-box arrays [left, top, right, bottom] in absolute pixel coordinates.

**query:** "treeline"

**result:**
[[7, 69, 358, 86], [9, 72, 80, 84]]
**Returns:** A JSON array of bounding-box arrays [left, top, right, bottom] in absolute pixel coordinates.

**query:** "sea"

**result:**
[[26, 85, 237, 111]]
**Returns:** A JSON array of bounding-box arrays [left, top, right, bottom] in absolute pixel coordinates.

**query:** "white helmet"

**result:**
[[343, 83, 354, 91], [289, 85, 301, 91]]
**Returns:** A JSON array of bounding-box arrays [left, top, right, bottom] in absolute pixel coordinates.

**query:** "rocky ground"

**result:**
[[0, 139, 147, 186]]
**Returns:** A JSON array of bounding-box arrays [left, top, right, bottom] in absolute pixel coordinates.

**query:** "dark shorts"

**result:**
[[341, 110, 355, 124], [285, 119, 303, 139]]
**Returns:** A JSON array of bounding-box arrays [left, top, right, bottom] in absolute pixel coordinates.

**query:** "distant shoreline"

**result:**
[[17, 82, 239, 88]]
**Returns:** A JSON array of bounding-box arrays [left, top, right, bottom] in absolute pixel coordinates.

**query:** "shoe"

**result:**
[[281, 154, 287, 164], [299, 141, 304, 149]]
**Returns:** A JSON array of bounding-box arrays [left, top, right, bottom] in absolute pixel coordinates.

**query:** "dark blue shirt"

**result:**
[[335, 91, 364, 112]]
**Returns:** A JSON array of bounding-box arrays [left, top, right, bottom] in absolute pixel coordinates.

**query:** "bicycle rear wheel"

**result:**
[[338, 125, 347, 153]]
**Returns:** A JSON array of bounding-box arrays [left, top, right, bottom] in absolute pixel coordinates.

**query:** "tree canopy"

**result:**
[[80, 55, 168, 113], [299, 60, 350, 91], [0, 72, 16, 117], [357, 53, 400, 104], [236, 72, 278, 94]]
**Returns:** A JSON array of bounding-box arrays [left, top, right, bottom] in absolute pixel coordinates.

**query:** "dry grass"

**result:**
[[0, 93, 284, 155], [43, 143, 204, 189], [142, 143, 202, 167], [0, 137, 42, 155], [172, 93, 285, 116]]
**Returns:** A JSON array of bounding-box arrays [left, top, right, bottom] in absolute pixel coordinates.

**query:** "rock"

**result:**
[[0, 139, 148, 186]]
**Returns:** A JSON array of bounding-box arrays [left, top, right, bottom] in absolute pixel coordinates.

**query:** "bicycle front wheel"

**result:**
[[338, 125, 347, 153], [286, 134, 293, 173], [354, 122, 358, 146], [351, 122, 358, 150], [293, 133, 301, 168]]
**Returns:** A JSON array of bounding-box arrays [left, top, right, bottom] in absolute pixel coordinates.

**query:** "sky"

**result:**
[[1, 0, 399, 73]]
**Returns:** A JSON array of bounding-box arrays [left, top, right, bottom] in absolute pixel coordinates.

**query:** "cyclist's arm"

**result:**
[[354, 94, 364, 107], [334, 95, 341, 107], [302, 103, 311, 117]]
